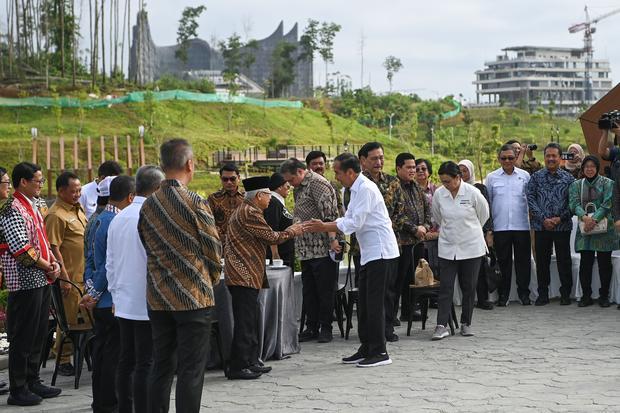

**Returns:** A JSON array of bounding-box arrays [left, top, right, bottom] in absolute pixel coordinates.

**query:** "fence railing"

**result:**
[[31, 135, 147, 197]]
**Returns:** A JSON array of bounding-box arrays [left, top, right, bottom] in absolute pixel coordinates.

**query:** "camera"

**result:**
[[527, 144, 538, 151], [561, 153, 575, 161], [598, 110, 620, 130], [334, 240, 346, 261]]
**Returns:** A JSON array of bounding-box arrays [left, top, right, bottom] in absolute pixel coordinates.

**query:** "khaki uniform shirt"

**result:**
[[45, 199, 87, 283]]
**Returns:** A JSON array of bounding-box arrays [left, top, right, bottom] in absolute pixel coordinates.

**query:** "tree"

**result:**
[[269, 41, 297, 98], [219, 33, 257, 130], [317, 22, 341, 91], [383, 55, 402, 93], [298, 19, 319, 95], [175, 5, 207, 63]]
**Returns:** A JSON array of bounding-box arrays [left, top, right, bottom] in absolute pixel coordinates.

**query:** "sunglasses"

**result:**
[[221, 176, 238, 182], [415, 167, 428, 172], [500, 157, 516, 161]]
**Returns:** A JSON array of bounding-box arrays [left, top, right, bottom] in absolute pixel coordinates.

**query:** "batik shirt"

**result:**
[[398, 178, 432, 246], [526, 168, 575, 232]]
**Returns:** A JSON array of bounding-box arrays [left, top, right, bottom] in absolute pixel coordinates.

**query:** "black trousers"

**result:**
[[6, 285, 50, 393], [397, 243, 425, 318], [117, 318, 153, 413], [300, 257, 338, 332], [383, 253, 401, 338], [148, 308, 212, 413], [579, 250, 612, 300], [437, 257, 482, 327], [357, 258, 398, 357], [92, 307, 120, 413], [228, 286, 259, 372], [494, 231, 532, 300], [534, 231, 573, 298]]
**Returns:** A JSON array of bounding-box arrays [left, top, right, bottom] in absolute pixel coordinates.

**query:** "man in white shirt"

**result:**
[[80, 161, 123, 219], [485, 144, 532, 306], [106, 165, 164, 413], [304, 153, 399, 368]]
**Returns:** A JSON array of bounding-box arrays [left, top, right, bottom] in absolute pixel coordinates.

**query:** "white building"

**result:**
[[474, 46, 613, 116]]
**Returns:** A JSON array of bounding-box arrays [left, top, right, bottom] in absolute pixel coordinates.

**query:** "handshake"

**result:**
[[286, 219, 342, 253]]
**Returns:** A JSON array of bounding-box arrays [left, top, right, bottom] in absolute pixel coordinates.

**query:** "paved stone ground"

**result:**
[[2, 300, 620, 412]]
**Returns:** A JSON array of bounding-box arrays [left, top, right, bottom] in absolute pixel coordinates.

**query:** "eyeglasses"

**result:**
[[29, 178, 46, 185], [221, 176, 238, 182], [500, 157, 516, 161], [0, 180, 11, 187], [415, 167, 428, 172]]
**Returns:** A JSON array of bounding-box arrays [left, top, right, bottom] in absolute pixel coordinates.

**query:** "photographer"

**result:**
[[506, 139, 542, 175], [561, 144, 584, 179], [596, 114, 620, 180]]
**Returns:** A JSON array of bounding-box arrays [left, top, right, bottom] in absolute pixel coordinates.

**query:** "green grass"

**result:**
[[0, 100, 588, 196]]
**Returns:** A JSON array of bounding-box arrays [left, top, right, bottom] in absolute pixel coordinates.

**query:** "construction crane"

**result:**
[[569, 6, 620, 102]]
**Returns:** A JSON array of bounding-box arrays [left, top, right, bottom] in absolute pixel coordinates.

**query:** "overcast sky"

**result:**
[[140, 0, 620, 100], [4, 0, 620, 100]]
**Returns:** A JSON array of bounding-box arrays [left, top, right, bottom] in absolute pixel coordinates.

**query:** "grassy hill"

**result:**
[[0, 100, 588, 196]]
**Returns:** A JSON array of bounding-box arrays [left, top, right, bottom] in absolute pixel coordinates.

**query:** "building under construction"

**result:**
[[473, 45, 612, 116]]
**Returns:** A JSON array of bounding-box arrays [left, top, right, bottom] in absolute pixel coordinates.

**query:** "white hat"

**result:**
[[97, 176, 117, 197]]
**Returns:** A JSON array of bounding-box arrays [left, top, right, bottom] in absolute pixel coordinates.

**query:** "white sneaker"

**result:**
[[432, 325, 449, 340], [460, 324, 474, 337]]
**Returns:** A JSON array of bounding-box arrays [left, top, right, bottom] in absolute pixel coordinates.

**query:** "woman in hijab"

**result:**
[[562, 143, 585, 179], [458, 160, 494, 310], [569, 155, 616, 307]]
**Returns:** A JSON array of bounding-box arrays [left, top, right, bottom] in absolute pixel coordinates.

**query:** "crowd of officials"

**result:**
[[0, 129, 619, 410]]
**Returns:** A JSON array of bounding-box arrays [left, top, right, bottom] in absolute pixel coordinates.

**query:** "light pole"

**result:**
[[388, 113, 395, 139], [431, 126, 435, 156]]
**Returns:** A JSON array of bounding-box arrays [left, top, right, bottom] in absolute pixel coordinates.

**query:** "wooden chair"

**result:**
[[406, 283, 458, 336], [49, 279, 95, 389]]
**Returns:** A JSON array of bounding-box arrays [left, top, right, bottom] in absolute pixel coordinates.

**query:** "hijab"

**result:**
[[458, 159, 475, 185], [565, 143, 585, 171]]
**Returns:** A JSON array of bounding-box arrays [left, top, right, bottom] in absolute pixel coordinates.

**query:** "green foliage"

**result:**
[[153, 75, 215, 93], [383, 56, 403, 92], [219, 34, 258, 85], [268, 41, 298, 98], [51, 93, 63, 134], [175, 5, 207, 63], [299, 19, 320, 62]]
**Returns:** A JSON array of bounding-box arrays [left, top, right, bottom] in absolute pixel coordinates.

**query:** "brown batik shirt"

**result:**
[[207, 188, 244, 242], [292, 171, 340, 261]]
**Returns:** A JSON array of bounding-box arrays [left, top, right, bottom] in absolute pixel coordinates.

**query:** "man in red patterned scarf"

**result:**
[[0, 162, 62, 406]]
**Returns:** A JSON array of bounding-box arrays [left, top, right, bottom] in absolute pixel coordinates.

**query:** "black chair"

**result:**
[[39, 316, 57, 369], [344, 254, 358, 340], [49, 279, 95, 389], [406, 283, 458, 336]]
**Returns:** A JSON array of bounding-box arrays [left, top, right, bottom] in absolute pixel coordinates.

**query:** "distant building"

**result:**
[[129, 11, 313, 97], [473, 46, 613, 116]]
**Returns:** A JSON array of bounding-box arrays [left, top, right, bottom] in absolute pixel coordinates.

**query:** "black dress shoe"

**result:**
[[599, 297, 611, 308], [578, 297, 593, 307], [520, 296, 532, 306], [29, 381, 61, 399], [386, 333, 399, 342], [248, 364, 272, 374], [560, 296, 571, 305], [476, 301, 494, 310], [227, 368, 262, 380], [298, 329, 318, 342], [535, 296, 549, 306], [392, 319, 401, 327], [57, 362, 75, 377], [317, 329, 333, 343], [7, 388, 42, 406]]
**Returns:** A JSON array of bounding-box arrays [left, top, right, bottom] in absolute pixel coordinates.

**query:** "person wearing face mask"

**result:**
[[526, 143, 575, 306], [561, 143, 585, 179], [431, 162, 489, 340], [569, 156, 616, 308], [458, 160, 494, 310]]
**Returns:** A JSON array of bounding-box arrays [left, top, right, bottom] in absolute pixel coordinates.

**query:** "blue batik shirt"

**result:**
[[526, 167, 575, 232]]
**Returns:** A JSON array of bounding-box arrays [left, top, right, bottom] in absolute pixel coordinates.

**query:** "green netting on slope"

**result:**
[[440, 99, 462, 119], [0, 90, 303, 109]]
